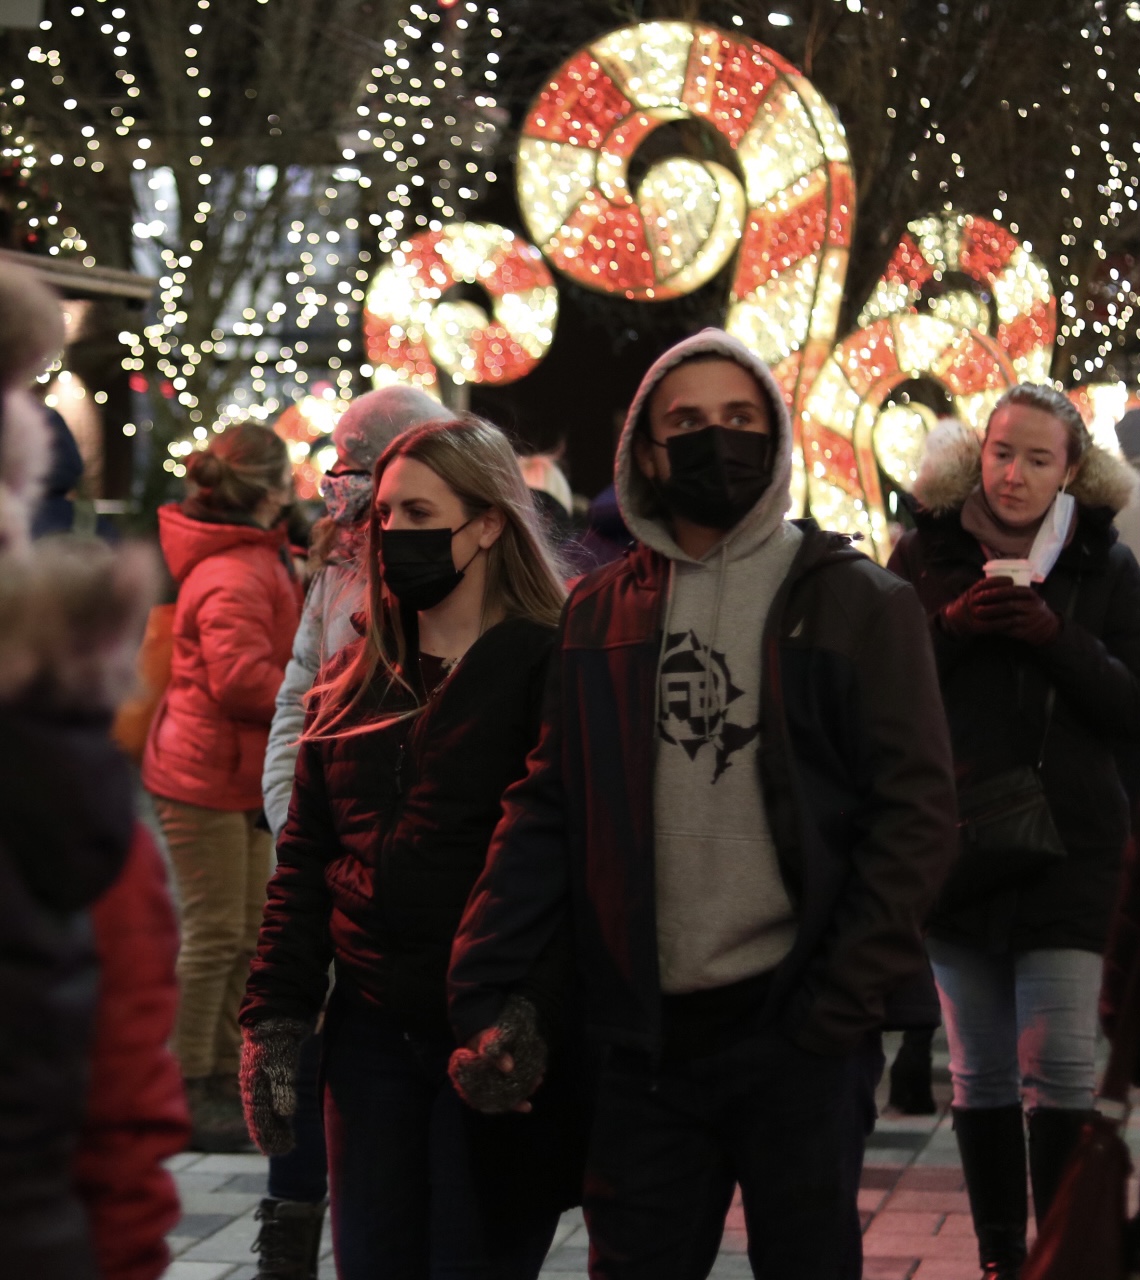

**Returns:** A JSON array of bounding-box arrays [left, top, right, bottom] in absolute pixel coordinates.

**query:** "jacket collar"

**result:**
[[911, 496, 1118, 572]]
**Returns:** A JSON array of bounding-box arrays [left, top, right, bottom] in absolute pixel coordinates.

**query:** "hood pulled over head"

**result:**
[[323, 386, 454, 528], [912, 416, 1139, 518], [615, 328, 793, 562]]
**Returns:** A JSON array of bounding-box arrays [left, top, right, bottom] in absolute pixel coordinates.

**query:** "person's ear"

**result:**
[[477, 507, 506, 550], [633, 431, 657, 481]]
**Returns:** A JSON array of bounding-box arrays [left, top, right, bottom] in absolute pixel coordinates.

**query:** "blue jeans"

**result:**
[[322, 992, 559, 1280], [927, 940, 1102, 1110], [582, 1029, 883, 1280], [268, 1026, 328, 1203]]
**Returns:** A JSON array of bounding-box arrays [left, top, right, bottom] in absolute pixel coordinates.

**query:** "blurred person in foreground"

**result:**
[[448, 329, 958, 1280], [240, 417, 582, 1280], [889, 389, 1140, 1279], [0, 262, 185, 1277], [254, 385, 447, 1279], [142, 422, 302, 1151]]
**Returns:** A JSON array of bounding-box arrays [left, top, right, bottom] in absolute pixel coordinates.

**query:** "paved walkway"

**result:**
[[162, 1030, 1137, 1280]]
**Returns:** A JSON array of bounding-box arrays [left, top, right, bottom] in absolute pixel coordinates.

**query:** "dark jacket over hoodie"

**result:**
[[449, 330, 959, 1058], [239, 616, 555, 1040], [889, 421, 1140, 953], [0, 705, 135, 1280]]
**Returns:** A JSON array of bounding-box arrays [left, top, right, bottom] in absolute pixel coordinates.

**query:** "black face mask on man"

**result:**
[[654, 425, 774, 529], [379, 518, 479, 612]]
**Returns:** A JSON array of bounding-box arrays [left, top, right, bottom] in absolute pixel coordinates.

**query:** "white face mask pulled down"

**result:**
[[1027, 490, 1076, 583]]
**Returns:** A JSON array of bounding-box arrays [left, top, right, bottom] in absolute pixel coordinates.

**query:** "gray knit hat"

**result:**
[[332, 385, 451, 471]]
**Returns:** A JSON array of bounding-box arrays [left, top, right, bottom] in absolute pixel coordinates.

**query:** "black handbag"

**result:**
[[942, 754, 1066, 910]]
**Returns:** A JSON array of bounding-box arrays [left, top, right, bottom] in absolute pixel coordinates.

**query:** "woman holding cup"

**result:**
[[889, 385, 1140, 1280]]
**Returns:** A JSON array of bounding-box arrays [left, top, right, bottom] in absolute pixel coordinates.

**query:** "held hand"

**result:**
[[448, 995, 548, 1115], [939, 575, 1020, 638], [239, 1018, 309, 1156], [971, 584, 1061, 646]]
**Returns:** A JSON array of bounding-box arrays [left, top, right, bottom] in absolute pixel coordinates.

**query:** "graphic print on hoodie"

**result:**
[[659, 630, 758, 784], [616, 329, 802, 996]]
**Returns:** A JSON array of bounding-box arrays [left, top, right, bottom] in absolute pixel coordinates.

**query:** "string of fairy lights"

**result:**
[[0, 0, 503, 478], [364, 2, 503, 259], [3, 0, 1140, 487]]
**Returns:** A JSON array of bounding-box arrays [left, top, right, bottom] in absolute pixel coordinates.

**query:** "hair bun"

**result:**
[[187, 450, 225, 488]]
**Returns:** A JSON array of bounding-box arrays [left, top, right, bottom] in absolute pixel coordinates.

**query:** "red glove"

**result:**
[[941, 577, 1060, 646], [939, 576, 1020, 638], [974, 584, 1061, 645]]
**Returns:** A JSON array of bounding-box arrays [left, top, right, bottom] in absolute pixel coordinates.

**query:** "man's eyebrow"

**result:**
[[661, 398, 763, 416]]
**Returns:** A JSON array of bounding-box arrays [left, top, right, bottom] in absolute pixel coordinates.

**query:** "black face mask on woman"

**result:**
[[656, 425, 774, 529], [379, 519, 479, 613]]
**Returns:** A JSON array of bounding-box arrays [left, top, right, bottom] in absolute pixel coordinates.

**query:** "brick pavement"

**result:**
[[162, 1030, 1137, 1280]]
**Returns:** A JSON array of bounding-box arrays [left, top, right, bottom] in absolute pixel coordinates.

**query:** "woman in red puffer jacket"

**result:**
[[143, 422, 301, 1151]]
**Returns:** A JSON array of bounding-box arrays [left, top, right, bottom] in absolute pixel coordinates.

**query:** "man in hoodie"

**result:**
[[447, 330, 958, 1279]]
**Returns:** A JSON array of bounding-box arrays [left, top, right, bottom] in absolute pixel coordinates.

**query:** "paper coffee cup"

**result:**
[[983, 558, 1033, 586]]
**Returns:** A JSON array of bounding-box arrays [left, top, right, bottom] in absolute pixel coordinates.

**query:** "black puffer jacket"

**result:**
[[0, 705, 135, 1280], [889, 431, 1140, 954], [240, 617, 555, 1039]]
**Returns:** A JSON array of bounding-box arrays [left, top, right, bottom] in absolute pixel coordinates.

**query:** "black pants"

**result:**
[[323, 994, 559, 1280], [267, 1026, 328, 1202], [583, 1028, 883, 1280]]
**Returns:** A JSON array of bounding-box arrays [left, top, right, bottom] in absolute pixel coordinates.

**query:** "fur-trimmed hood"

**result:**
[[912, 418, 1138, 517]]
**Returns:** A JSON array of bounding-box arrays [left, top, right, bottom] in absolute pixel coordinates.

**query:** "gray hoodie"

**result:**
[[615, 329, 801, 994]]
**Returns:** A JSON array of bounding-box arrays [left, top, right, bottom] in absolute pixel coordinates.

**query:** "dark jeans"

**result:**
[[583, 1028, 884, 1280], [268, 1026, 328, 1203], [323, 992, 560, 1280]]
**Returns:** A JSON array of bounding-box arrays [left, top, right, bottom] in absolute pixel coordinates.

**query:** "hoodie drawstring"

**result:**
[[700, 544, 728, 742]]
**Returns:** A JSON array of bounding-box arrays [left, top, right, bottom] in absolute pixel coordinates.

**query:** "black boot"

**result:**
[[888, 1028, 936, 1114], [252, 1197, 328, 1280], [1027, 1107, 1094, 1228], [953, 1105, 1028, 1280]]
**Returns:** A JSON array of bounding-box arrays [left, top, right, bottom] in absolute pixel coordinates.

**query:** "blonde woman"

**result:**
[[239, 417, 575, 1280]]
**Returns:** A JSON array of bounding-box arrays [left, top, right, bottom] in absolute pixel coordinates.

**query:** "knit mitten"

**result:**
[[239, 1018, 309, 1156], [449, 995, 548, 1115]]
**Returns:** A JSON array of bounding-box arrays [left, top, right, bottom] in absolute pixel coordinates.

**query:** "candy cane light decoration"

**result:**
[[801, 314, 1017, 557], [858, 212, 1056, 385], [364, 222, 558, 392], [517, 22, 853, 370]]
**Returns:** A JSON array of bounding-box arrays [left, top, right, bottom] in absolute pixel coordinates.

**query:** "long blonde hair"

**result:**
[[304, 415, 567, 739]]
